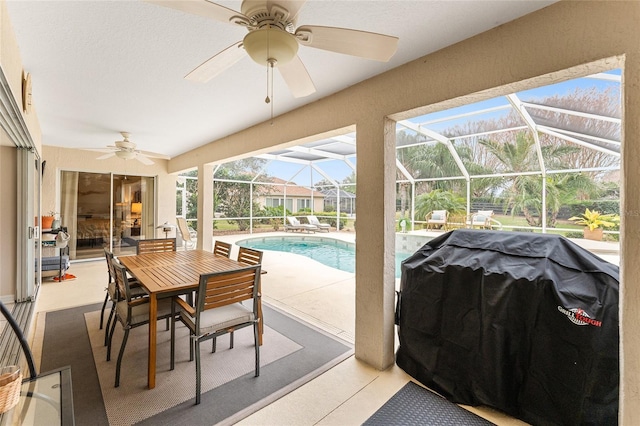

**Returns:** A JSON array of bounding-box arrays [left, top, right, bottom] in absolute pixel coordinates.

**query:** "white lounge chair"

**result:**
[[285, 216, 317, 233], [176, 217, 197, 250], [306, 215, 331, 232]]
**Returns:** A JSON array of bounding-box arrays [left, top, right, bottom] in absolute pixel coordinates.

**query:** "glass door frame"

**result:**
[[59, 170, 157, 261]]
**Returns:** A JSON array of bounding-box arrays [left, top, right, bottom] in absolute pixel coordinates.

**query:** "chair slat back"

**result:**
[[197, 266, 260, 313], [104, 247, 115, 283], [237, 247, 263, 266], [137, 238, 176, 254], [111, 258, 131, 302], [213, 240, 232, 258]]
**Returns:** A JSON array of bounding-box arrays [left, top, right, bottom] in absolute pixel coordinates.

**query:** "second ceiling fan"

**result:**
[[90, 132, 169, 165], [146, 0, 399, 98]]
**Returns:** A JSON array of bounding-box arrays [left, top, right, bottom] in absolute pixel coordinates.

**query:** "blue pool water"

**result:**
[[237, 236, 412, 278]]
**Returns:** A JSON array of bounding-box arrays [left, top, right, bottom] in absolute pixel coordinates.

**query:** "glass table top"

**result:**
[[0, 367, 73, 426]]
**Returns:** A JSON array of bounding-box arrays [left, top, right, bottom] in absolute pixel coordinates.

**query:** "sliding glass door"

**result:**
[[60, 171, 155, 260], [112, 174, 155, 257]]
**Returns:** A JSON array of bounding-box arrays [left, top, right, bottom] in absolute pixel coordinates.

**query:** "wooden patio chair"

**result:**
[[100, 248, 146, 346], [107, 260, 173, 387], [425, 210, 449, 230], [137, 238, 176, 254], [468, 210, 502, 229], [171, 265, 261, 404], [237, 247, 265, 346], [213, 240, 232, 258]]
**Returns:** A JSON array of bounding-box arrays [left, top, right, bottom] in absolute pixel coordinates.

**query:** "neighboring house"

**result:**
[[321, 188, 356, 215], [257, 178, 325, 213]]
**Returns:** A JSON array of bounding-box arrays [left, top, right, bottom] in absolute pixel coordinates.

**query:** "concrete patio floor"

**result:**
[[28, 229, 619, 425]]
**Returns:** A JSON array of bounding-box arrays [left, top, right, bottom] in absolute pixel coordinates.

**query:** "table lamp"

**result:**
[[156, 222, 175, 238]]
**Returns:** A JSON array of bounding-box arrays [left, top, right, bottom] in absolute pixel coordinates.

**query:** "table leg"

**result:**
[[148, 294, 157, 389]]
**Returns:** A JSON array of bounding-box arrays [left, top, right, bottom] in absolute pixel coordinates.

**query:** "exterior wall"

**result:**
[[257, 194, 324, 213], [41, 146, 176, 240], [163, 2, 640, 422]]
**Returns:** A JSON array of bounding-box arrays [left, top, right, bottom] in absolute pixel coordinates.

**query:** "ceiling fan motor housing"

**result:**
[[241, 3, 298, 67], [115, 140, 136, 151]]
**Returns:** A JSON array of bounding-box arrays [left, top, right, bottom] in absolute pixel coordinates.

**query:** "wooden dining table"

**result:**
[[119, 249, 259, 389]]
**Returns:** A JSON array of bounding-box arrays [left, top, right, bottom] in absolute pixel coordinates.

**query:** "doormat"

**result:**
[[363, 381, 495, 426], [53, 273, 76, 281]]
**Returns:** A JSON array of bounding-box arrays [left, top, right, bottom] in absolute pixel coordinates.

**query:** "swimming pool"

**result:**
[[236, 236, 412, 278]]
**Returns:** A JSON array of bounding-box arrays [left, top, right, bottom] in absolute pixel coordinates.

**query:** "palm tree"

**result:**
[[479, 132, 597, 227], [415, 189, 466, 221]]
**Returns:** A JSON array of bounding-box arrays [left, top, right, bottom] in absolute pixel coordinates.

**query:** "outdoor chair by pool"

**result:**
[[468, 210, 502, 229], [171, 265, 261, 404], [425, 210, 449, 231], [176, 217, 196, 250], [285, 216, 317, 233], [307, 215, 331, 232]]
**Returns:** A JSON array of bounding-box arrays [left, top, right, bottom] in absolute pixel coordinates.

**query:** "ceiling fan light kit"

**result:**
[[115, 150, 137, 160], [243, 27, 298, 67]]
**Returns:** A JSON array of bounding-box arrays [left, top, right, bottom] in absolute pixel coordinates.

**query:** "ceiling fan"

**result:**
[[145, 0, 399, 98], [89, 132, 169, 165]]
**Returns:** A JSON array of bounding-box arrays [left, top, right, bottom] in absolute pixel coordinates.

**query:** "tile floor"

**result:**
[[27, 231, 619, 425]]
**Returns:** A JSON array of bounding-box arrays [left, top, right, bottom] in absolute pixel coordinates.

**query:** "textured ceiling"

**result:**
[[6, 0, 555, 159]]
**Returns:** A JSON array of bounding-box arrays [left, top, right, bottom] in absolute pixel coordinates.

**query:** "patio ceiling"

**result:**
[[4, 1, 557, 158]]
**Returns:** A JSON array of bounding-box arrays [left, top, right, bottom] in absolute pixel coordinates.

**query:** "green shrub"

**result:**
[[564, 231, 584, 239], [315, 211, 347, 228], [566, 201, 620, 218]]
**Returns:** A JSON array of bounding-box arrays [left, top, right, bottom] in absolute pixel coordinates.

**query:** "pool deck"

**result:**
[[219, 231, 358, 343], [218, 229, 620, 344]]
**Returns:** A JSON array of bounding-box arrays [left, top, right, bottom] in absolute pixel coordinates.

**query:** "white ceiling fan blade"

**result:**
[[96, 152, 116, 160], [278, 55, 316, 98], [84, 148, 115, 153], [143, 0, 247, 25], [136, 154, 155, 166], [185, 41, 246, 82], [295, 25, 399, 62], [138, 150, 170, 160]]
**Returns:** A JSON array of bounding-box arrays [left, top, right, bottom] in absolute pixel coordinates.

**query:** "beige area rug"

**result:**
[[85, 310, 302, 426]]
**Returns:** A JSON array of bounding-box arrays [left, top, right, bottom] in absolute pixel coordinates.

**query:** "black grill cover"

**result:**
[[395, 230, 618, 426]]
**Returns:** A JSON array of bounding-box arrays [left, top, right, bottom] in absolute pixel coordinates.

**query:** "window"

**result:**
[[297, 199, 310, 211]]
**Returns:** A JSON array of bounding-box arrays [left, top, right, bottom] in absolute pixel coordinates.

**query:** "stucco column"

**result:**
[[621, 56, 640, 425], [197, 163, 214, 252], [355, 116, 397, 369]]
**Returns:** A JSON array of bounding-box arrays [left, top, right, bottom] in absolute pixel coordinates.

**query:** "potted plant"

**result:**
[[38, 211, 58, 229], [568, 208, 619, 241]]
